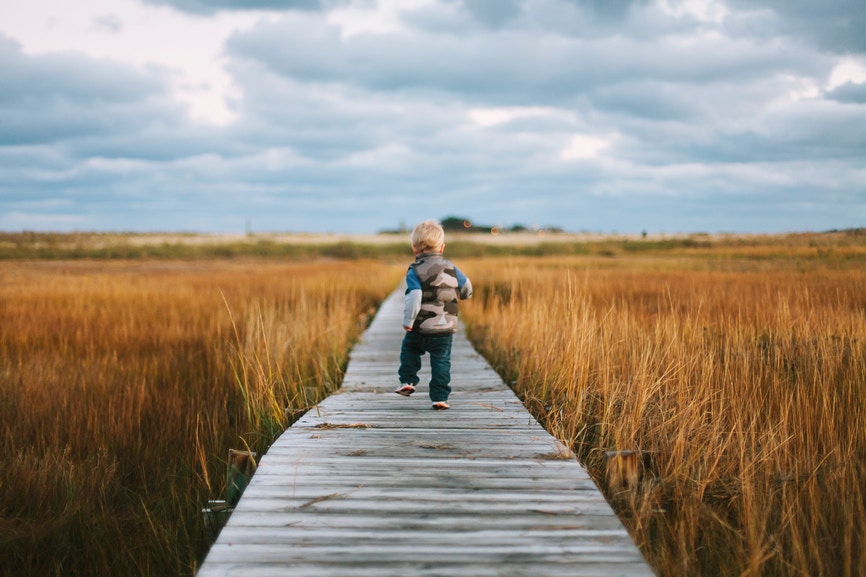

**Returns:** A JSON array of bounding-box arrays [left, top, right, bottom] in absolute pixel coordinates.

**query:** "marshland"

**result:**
[[1, 230, 864, 576]]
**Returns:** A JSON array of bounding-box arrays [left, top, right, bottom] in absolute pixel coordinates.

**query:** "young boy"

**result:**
[[395, 220, 473, 410]]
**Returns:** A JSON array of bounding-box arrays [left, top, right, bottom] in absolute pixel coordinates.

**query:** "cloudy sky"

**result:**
[[1, 0, 864, 234]]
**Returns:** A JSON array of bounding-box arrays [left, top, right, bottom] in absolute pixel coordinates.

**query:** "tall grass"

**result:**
[[0, 259, 401, 577], [462, 255, 866, 576]]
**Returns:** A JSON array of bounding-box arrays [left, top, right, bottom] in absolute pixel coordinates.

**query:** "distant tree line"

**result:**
[[379, 216, 562, 235], [439, 216, 563, 234]]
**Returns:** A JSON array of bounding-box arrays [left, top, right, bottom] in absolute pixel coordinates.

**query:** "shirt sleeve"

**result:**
[[405, 267, 422, 292], [454, 266, 473, 300], [403, 290, 422, 327], [403, 267, 422, 327]]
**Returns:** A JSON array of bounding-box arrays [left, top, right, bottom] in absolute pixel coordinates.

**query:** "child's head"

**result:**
[[411, 220, 446, 253]]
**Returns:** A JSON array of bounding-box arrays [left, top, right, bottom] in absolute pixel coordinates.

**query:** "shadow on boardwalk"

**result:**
[[197, 288, 654, 577]]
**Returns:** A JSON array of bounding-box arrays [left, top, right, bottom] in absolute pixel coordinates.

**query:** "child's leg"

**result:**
[[427, 334, 453, 403], [398, 332, 423, 386]]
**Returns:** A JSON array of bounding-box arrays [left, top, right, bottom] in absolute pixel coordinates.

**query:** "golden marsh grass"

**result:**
[[461, 254, 866, 576], [2, 232, 865, 576], [0, 259, 401, 576]]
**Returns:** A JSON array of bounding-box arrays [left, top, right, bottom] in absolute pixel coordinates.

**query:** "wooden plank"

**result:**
[[197, 287, 653, 577], [202, 544, 646, 563], [197, 563, 652, 577]]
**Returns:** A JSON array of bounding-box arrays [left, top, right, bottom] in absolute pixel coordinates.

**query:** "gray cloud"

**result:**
[[565, 0, 650, 22], [1, 1, 864, 234], [828, 81, 866, 104], [0, 35, 174, 146], [140, 0, 323, 16], [727, 0, 866, 53], [460, 0, 522, 28], [0, 36, 161, 107], [227, 14, 824, 108], [450, 0, 651, 30]]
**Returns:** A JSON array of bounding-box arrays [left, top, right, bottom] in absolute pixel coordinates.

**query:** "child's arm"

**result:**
[[402, 267, 422, 331], [455, 267, 473, 300]]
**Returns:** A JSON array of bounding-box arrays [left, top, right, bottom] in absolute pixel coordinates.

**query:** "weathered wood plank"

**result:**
[[223, 508, 629, 525], [198, 562, 653, 577], [203, 543, 646, 563], [196, 287, 653, 577]]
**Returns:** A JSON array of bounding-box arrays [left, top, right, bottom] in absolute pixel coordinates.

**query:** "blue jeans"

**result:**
[[398, 332, 453, 403]]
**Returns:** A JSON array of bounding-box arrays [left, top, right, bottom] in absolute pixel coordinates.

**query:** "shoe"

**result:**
[[395, 384, 415, 397], [432, 401, 450, 410]]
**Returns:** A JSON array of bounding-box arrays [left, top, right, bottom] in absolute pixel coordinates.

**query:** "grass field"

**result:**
[[459, 241, 866, 576], [1, 230, 864, 576], [0, 258, 402, 576]]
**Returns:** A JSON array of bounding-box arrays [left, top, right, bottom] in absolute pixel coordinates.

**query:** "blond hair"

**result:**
[[411, 220, 445, 252]]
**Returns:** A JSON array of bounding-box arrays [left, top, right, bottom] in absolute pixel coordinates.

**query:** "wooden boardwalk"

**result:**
[[197, 288, 654, 577]]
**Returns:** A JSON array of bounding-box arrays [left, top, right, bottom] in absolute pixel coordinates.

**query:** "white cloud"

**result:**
[[775, 74, 822, 104], [325, 0, 437, 39], [657, 0, 728, 23], [0, 0, 277, 124], [827, 57, 866, 90], [468, 106, 556, 127], [561, 134, 613, 160]]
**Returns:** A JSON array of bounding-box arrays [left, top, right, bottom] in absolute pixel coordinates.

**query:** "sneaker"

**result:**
[[432, 401, 450, 410], [395, 384, 415, 397]]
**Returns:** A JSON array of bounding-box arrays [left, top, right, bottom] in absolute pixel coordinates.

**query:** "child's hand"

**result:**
[[403, 325, 413, 332]]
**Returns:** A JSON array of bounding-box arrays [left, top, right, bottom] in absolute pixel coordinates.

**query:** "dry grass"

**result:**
[[4, 232, 865, 577], [461, 252, 866, 576], [0, 259, 401, 577]]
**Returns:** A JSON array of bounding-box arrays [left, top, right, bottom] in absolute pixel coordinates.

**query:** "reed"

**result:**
[[0, 259, 401, 577], [462, 255, 866, 576]]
